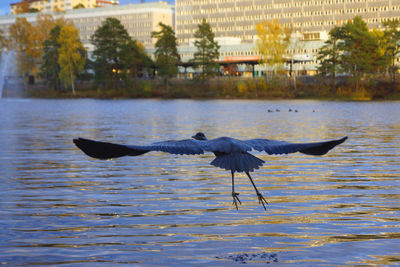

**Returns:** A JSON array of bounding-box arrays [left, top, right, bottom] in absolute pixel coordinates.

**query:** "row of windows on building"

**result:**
[[73, 13, 151, 23], [177, 5, 400, 17], [180, 47, 321, 58], [177, 0, 391, 7], [177, 15, 398, 34], [79, 33, 152, 44], [77, 22, 151, 31], [79, 27, 153, 44]]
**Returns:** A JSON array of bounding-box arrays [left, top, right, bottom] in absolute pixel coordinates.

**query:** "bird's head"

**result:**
[[192, 132, 207, 140]]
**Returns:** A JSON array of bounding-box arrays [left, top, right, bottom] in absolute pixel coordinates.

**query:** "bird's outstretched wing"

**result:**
[[73, 137, 205, 160], [243, 136, 348, 156]]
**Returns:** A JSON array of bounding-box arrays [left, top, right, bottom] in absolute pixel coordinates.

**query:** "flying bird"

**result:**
[[73, 133, 347, 210]]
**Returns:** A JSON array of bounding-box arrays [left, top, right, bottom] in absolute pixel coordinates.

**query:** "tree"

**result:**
[[35, 14, 71, 63], [9, 14, 71, 82], [382, 19, 400, 81], [255, 19, 291, 77], [151, 22, 180, 91], [0, 29, 7, 50], [9, 18, 38, 79], [340, 16, 381, 89], [0, 29, 8, 68], [371, 28, 390, 75], [191, 18, 220, 81], [73, 4, 86, 9], [317, 26, 345, 88], [121, 40, 152, 80], [58, 25, 86, 95], [41, 25, 62, 90], [91, 17, 132, 89]]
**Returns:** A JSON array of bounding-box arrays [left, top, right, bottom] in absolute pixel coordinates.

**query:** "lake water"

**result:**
[[0, 99, 399, 265]]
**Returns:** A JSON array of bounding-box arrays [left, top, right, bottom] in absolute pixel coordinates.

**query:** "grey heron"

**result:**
[[73, 133, 347, 210]]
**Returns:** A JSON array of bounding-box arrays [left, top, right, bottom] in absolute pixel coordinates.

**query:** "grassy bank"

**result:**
[[25, 77, 400, 100]]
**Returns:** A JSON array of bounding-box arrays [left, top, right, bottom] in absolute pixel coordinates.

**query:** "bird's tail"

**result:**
[[211, 152, 265, 173]]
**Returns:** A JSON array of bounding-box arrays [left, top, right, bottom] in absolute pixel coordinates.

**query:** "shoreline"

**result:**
[[5, 77, 400, 101]]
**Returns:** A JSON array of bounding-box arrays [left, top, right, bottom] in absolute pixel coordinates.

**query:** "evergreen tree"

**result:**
[[317, 26, 344, 88], [41, 25, 62, 90], [340, 16, 381, 89], [121, 39, 152, 80], [91, 18, 131, 89], [191, 18, 220, 81], [151, 22, 180, 91]]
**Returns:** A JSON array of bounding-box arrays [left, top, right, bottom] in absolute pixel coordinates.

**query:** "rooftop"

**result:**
[[0, 1, 173, 22], [10, 0, 42, 7]]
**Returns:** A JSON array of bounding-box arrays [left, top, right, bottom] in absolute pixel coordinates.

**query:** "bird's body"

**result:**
[[73, 133, 347, 210]]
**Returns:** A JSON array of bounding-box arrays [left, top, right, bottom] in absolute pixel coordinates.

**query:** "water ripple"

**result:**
[[0, 99, 399, 265]]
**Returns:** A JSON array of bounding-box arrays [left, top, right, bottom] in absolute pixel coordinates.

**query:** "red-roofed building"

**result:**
[[10, 0, 119, 14]]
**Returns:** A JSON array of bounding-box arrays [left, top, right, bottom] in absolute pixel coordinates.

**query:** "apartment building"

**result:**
[[67, 2, 172, 48], [1, 1, 173, 49], [10, 0, 118, 14], [176, 0, 400, 46], [175, 0, 400, 75]]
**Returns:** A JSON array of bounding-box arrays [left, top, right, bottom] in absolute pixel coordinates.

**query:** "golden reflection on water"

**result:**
[[0, 99, 399, 265]]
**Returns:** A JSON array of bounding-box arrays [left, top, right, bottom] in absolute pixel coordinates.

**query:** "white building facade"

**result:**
[[10, 0, 119, 14], [175, 0, 400, 75], [1, 2, 173, 50]]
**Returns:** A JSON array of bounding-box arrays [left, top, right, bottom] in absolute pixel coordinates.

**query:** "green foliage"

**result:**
[[121, 39, 152, 80], [317, 26, 344, 81], [41, 25, 62, 90], [191, 18, 220, 80], [317, 16, 399, 92], [91, 17, 132, 89], [90, 17, 152, 92], [341, 17, 381, 81], [151, 22, 180, 90]]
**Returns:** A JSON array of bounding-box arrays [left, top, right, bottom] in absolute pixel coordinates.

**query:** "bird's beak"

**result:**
[[191, 135, 195, 139]]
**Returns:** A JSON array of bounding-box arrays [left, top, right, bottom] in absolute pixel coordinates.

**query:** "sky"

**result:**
[[0, 0, 172, 16]]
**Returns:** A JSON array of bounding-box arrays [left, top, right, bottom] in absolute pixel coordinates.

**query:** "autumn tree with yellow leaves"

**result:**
[[255, 19, 291, 77], [9, 17, 38, 79], [0, 29, 7, 50], [58, 25, 86, 95], [8, 14, 71, 84]]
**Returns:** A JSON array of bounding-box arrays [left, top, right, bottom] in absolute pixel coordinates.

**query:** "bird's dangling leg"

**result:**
[[231, 171, 241, 210], [245, 171, 268, 210]]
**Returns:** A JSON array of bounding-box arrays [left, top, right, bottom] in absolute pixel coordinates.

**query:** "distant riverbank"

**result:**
[[14, 77, 400, 101]]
